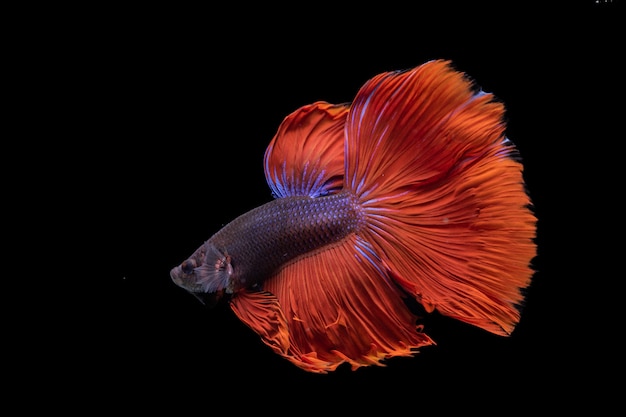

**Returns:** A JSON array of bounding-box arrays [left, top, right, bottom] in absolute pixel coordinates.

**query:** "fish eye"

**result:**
[[181, 259, 196, 274]]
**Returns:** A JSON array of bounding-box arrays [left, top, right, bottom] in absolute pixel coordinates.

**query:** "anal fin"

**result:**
[[231, 235, 435, 373]]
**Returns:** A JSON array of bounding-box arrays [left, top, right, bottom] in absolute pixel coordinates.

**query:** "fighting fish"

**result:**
[[170, 59, 537, 373]]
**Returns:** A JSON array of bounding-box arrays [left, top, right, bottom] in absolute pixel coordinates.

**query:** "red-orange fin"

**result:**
[[345, 59, 537, 335], [264, 101, 349, 198], [231, 236, 434, 373], [229, 290, 290, 358]]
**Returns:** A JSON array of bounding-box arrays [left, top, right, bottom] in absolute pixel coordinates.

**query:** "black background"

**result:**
[[32, 2, 621, 413]]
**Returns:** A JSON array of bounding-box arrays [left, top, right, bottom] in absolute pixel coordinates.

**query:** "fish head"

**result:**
[[170, 242, 233, 306]]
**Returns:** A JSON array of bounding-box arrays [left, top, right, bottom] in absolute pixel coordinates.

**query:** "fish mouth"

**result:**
[[170, 267, 184, 287], [171, 266, 224, 307]]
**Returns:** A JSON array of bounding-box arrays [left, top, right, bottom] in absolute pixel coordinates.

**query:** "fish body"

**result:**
[[171, 191, 362, 296], [170, 60, 536, 373]]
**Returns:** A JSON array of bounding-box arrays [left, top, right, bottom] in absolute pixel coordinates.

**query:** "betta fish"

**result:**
[[170, 59, 537, 373]]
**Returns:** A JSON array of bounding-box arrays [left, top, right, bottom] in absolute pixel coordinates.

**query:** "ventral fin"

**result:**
[[264, 101, 348, 198]]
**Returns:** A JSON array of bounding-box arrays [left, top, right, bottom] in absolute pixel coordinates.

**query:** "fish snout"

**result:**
[[170, 266, 184, 287]]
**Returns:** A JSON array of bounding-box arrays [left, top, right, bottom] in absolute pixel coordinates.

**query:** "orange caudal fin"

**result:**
[[345, 60, 536, 336]]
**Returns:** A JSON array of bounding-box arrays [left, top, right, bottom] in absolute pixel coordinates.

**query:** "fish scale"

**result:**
[[209, 190, 362, 287]]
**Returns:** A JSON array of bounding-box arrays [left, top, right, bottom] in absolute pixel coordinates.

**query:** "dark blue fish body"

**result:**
[[171, 192, 362, 297]]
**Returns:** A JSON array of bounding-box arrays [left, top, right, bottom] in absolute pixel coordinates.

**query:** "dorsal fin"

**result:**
[[264, 101, 348, 198]]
